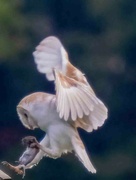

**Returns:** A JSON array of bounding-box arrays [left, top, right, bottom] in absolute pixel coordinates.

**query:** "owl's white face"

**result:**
[[17, 106, 39, 130], [16, 92, 56, 132]]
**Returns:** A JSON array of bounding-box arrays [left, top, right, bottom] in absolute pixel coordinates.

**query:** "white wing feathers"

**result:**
[[54, 71, 105, 121], [33, 36, 108, 131], [75, 100, 107, 132], [33, 36, 68, 81]]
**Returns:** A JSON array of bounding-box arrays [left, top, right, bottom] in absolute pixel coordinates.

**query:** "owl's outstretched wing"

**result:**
[[33, 36, 68, 81], [33, 36, 108, 130]]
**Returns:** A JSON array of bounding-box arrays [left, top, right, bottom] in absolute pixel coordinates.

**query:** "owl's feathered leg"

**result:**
[[38, 144, 61, 158], [31, 136, 61, 158], [25, 134, 59, 168]]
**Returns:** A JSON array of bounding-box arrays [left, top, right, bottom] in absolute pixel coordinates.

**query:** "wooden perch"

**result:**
[[2, 161, 23, 175], [0, 169, 11, 179]]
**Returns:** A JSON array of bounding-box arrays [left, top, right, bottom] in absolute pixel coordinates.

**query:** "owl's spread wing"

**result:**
[[33, 36, 68, 81], [33, 36, 108, 130], [54, 71, 104, 121]]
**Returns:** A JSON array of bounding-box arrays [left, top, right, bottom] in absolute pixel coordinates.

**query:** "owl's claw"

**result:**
[[22, 136, 40, 149], [2, 161, 8, 165], [2, 161, 25, 177]]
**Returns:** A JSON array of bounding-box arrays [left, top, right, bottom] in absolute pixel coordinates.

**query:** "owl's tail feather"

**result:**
[[72, 136, 96, 173]]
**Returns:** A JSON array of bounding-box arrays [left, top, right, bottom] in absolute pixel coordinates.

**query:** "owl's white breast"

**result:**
[[30, 93, 75, 153]]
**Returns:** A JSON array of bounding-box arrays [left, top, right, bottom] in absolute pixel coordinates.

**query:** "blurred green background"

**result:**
[[0, 0, 136, 179]]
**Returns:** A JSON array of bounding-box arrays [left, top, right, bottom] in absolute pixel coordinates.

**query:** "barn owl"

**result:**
[[17, 36, 108, 173]]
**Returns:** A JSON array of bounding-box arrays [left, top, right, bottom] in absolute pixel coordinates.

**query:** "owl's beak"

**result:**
[[28, 125, 34, 130], [28, 124, 39, 130], [17, 105, 22, 108]]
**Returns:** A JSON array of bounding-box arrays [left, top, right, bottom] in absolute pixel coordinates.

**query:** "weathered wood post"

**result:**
[[0, 170, 11, 180]]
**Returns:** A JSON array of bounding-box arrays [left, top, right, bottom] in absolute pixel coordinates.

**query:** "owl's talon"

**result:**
[[1, 161, 8, 165], [2, 161, 24, 175]]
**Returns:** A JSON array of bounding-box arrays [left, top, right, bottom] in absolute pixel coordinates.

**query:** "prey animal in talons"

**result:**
[[2, 136, 42, 178]]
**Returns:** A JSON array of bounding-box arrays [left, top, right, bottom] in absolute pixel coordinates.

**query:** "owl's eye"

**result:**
[[24, 113, 28, 119]]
